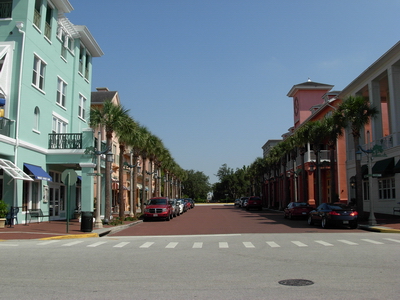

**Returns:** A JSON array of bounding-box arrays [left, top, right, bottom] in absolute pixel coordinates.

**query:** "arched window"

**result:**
[[33, 106, 40, 132]]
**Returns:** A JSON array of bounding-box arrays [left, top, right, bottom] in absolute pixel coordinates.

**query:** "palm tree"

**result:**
[[323, 116, 344, 203], [292, 127, 309, 203], [334, 95, 379, 216], [304, 120, 329, 207], [90, 99, 130, 222], [114, 116, 137, 220]]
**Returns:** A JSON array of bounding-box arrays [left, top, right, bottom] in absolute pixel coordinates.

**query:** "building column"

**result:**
[[369, 80, 383, 142], [80, 164, 96, 212], [387, 65, 400, 146]]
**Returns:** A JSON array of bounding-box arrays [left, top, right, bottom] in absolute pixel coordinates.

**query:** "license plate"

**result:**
[[343, 220, 349, 224], [153, 214, 158, 217]]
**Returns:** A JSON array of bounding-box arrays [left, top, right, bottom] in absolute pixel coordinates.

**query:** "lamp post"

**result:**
[[356, 145, 377, 226], [91, 133, 113, 228], [124, 155, 140, 217]]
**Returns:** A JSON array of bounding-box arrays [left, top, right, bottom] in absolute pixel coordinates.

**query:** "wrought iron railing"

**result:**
[[48, 133, 82, 149]]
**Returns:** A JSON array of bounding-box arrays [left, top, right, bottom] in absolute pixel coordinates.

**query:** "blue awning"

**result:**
[[24, 163, 52, 181]]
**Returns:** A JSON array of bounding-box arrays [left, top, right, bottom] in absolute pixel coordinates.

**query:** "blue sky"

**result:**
[[68, 0, 400, 184]]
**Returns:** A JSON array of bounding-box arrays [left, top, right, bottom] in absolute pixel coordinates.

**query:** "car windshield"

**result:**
[[327, 204, 349, 210], [294, 202, 309, 207], [148, 199, 167, 205]]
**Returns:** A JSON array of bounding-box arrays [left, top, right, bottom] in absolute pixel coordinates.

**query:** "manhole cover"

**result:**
[[279, 279, 314, 286]]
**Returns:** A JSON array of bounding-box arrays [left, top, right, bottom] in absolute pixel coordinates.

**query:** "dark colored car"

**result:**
[[246, 196, 262, 211], [308, 203, 358, 229], [144, 197, 173, 221], [183, 199, 191, 211], [186, 198, 195, 209], [284, 202, 313, 219]]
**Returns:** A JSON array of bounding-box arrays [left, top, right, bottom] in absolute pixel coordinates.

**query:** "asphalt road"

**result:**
[[110, 204, 365, 236]]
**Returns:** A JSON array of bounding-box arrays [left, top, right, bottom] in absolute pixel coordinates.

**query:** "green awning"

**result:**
[[371, 157, 394, 176], [394, 159, 400, 173]]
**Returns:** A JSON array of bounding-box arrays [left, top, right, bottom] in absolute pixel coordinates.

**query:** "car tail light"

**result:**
[[350, 211, 358, 216], [329, 211, 341, 216]]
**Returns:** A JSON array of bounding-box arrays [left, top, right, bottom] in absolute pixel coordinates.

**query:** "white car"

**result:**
[[176, 199, 184, 215]]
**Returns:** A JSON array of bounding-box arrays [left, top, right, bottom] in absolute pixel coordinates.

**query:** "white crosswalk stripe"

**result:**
[[243, 242, 255, 248], [292, 241, 308, 247], [62, 241, 84, 247], [166, 242, 178, 248], [87, 241, 107, 247], [266, 241, 280, 248], [219, 242, 229, 248], [114, 242, 130, 248], [37, 240, 59, 246], [140, 242, 154, 248], [315, 240, 333, 246], [383, 238, 400, 243], [361, 239, 384, 245], [192, 242, 203, 248], [338, 239, 358, 245]]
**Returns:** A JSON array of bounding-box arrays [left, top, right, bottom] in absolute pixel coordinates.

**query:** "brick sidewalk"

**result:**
[[0, 219, 138, 240]]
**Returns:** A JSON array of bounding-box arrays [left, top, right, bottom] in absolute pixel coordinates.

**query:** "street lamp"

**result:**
[[123, 156, 140, 217], [356, 145, 376, 225]]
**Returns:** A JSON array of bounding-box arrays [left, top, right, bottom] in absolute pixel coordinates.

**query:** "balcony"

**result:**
[[0, 117, 13, 137], [48, 133, 82, 149]]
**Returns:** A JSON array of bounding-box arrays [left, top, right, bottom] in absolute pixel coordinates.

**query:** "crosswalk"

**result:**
[[0, 236, 389, 249]]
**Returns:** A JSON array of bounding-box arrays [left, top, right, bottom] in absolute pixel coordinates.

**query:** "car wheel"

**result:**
[[321, 217, 329, 229], [165, 214, 170, 221], [307, 216, 314, 226], [288, 213, 292, 220]]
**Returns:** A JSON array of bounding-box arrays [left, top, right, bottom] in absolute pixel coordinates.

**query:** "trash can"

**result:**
[[80, 211, 93, 232]]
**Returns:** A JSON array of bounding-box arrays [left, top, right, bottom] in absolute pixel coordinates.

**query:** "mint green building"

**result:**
[[0, 0, 104, 223]]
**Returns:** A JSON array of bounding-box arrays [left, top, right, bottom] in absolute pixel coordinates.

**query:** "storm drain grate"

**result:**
[[278, 279, 314, 286]]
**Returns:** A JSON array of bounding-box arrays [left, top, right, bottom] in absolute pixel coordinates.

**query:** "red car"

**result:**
[[144, 197, 173, 221], [246, 196, 262, 211], [284, 202, 313, 219]]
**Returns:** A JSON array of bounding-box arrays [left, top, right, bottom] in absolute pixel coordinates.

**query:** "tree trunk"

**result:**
[[118, 144, 125, 220]]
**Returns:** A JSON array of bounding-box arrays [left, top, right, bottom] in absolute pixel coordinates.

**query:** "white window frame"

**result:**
[[33, 106, 40, 133], [56, 77, 67, 108], [78, 93, 86, 120], [52, 113, 68, 134], [378, 177, 396, 200], [32, 54, 46, 91]]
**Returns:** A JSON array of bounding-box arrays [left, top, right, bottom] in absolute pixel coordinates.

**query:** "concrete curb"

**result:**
[[38, 220, 143, 240], [358, 225, 400, 233]]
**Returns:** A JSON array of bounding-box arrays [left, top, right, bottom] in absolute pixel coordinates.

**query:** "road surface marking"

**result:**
[[292, 241, 308, 247], [87, 241, 107, 247], [338, 240, 358, 245], [37, 240, 59, 246], [315, 240, 333, 246], [114, 242, 130, 248], [192, 242, 203, 248], [243, 242, 255, 248], [219, 242, 229, 248], [166, 242, 179, 248], [383, 238, 400, 243], [361, 239, 384, 245], [266, 241, 280, 248], [140, 242, 154, 248], [62, 241, 84, 247]]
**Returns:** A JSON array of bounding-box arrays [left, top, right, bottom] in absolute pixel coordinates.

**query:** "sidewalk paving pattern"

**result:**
[[1, 209, 399, 241]]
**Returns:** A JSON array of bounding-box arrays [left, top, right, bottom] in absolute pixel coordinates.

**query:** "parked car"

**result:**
[[308, 203, 358, 229], [176, 199, 184, 215], [246, 196, 262, 211], [284, 202, 313, 219], [144, 197, 173, 221], [183, 199, 192, 211], [240, 197, 249, 208], [234, 199, 241, 207], [168, 199, 179, 218]]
